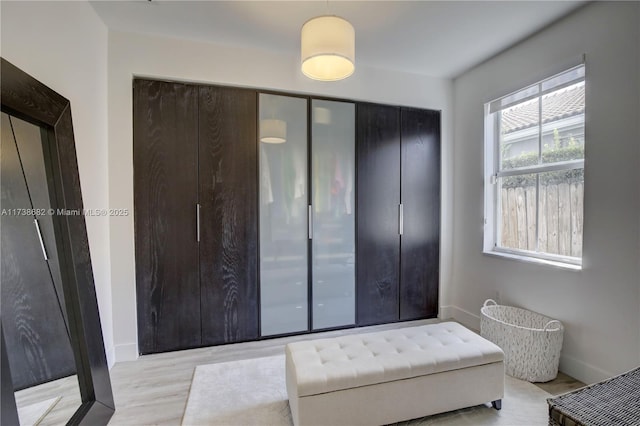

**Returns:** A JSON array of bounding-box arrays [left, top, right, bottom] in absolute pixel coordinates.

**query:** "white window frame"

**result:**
[[483, 64, 585, 270]]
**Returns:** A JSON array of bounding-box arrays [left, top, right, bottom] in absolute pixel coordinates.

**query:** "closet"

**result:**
[[310, 99, 356, 330], [258, 94, 356, 336], [198, 85, 258, 346], [134, 80, 258, 354], [134, 79, 439, 354], [356, 104, 440, 326], [258, 93, 309, 336]]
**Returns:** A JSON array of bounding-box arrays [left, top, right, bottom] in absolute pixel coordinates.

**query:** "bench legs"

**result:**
[[491, 399, 502, 410]]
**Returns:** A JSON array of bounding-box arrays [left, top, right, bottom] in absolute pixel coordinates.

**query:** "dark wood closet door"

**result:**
[[1, 113, 76, 389], [198, 86, 259, 345], [400, 108, 441, 320], [356, 103, 401, 326], [134, 80, 200, 354]]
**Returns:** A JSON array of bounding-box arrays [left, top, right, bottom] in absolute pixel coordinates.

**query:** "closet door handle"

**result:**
[[196, 203, 201, 243], [34, 218, 49, 260], [308, 205, 313, 240], [399, 203, 404, 236]]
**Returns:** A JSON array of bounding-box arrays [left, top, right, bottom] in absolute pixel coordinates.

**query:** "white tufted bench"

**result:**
[[285, 321, 504, 425]]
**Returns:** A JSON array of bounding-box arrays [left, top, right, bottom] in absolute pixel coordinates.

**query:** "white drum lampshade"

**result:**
[[260, 119, 287, 144], [301, 16, 355, 81], [314, 106, 332, 124]]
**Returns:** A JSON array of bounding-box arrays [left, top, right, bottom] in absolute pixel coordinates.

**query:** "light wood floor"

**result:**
[[14, 375, 80, 426], [14, 318, 585, 425], [108, 319, 442, 425]]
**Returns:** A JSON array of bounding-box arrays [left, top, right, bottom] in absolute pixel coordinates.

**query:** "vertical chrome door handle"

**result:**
[[34, 218, 49, 260], [308, 205, 313, 240], [196, 203, 201, 242], [399, 203, 404, 236]]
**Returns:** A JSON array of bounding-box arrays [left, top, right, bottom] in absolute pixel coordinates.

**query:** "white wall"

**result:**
[[1, 2, 114, 366], [451, 2, 640, 384], [107, 30, 454, 361]]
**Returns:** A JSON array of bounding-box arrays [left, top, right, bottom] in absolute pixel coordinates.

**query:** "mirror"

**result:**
[[1, 112, 82, 425], [1, 58, 114, 425]]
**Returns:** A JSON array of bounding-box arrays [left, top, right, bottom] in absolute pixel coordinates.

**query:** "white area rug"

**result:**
[[182, 355, 552, 426], [182, 356, 291, 426], [17, 396, 61, 426]]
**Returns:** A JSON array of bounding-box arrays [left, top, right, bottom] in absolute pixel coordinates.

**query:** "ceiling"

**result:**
[[90, 1, 585, 79]]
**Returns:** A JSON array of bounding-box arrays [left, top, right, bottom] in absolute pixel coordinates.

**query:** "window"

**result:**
[[484, 64, 585, 268]]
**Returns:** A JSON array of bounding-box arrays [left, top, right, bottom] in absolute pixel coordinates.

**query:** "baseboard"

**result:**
[[439, 305, 454, 320], [559, 353, 614, 385], [114, 342, 139, 363], [106, 346, 116, 370], [445, 305, 481, 331]]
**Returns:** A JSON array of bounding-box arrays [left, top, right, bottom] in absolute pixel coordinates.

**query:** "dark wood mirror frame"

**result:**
[[1, 58, 115, 425]]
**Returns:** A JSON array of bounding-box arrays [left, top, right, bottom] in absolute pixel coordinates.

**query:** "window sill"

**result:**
[[483, 249, 582, 271]]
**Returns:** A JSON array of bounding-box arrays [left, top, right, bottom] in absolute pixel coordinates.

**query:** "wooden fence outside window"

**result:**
[[500, 182, 583, 257]]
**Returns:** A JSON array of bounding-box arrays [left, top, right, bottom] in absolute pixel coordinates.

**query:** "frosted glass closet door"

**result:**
[[311, 100, 355, 329], [259, 93, 309, 336]]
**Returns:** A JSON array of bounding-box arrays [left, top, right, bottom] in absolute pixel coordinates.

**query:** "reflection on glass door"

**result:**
[[311, 100, 355, 329], [259, 93, 309, 336]]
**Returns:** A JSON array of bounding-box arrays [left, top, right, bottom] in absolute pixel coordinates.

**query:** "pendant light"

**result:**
[[260, 119, 287, 144], [314, 106, 332, 124], [301, 15, 355, 81]]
